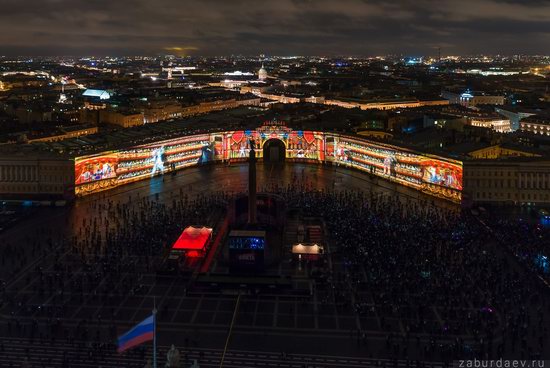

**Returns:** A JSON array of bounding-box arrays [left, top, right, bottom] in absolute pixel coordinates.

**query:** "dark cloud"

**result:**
[[0, 0, 548, 56]]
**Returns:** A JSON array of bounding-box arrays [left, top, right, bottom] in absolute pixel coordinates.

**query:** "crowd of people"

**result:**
[[489, 217, 550, 284], [0, 187, 230, 366], [0, 169, 549, 365], [262, 178, 549, 360]]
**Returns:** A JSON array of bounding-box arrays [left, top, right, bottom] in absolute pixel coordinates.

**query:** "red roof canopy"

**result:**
[[172, 226, 213, 250]]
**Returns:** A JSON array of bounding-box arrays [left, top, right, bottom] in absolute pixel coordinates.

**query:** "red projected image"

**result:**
[[331, 136, 463, 201], [75, 155, 117, 185], [226, 131, 250, 159], [72, 128, 462, 203], [325, 136, 336, 160], [421, 160, 463, 191], [286, 131, 321, 160], [224, 127, 323, 161]]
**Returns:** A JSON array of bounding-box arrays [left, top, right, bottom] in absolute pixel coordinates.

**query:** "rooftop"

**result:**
[[82, 89, 111, 99], [0, 107, 265, 157], [522, 115, 550, 125]]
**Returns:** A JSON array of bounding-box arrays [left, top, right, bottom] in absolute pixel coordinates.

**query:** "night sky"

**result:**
[[1, 0, 549, 56]]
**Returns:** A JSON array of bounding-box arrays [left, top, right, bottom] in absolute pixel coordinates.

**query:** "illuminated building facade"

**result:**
[[442, 91, 505, 107], [468, 117, 511, 133], [3, 121, 549, 206], [99, 110, 144, 128], [142, 97, 261, 124], [466, 145, 542, 159], [520, 116, 550, 137], [324, 98, 449, 111], [27, 125, 99, 143], [70, 122, 462, 202], [495, 107, 536, 131], [0, 156, 74, 199], [258, 63, 268, 81], [463, 159, 550, 205], [4, 121, 550, 205], [0, 123, 462, 202]]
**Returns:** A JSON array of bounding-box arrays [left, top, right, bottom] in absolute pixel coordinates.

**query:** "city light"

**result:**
[[0, 1, 549, 365]]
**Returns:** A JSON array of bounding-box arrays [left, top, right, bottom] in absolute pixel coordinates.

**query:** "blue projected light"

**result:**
[[229, 236, 265, 250], [248, 237, 264, 249], [535, 255, 549, 274]]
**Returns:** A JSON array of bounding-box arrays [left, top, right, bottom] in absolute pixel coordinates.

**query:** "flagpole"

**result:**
[[153, 296, 157, 368], [220, 293, 241, 368]]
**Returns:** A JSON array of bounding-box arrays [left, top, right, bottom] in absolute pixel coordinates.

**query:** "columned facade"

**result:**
[[0, 156, 74, 200]]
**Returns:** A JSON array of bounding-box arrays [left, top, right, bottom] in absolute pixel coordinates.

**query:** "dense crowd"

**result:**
[[262, 180, 549, 360], [0, 188, 230, 366], [0, 175, 549, 365], [489, 218, 550, 283]]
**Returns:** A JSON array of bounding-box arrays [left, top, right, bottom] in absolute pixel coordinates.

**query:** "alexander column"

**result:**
[[248, 139, 257, 225]]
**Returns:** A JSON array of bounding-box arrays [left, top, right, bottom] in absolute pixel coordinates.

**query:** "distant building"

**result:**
[[83, 101, 107, 110], [463, 144, 542, 159], [82, 89, 111, 100], [1, 106, 548, 207], [0, 155, 74, 200], [356, 130, 392, 139], [139, 93, 261, 124], [468, 116, 511, 133], [15, 107, 52, 124], [495, 107, 536, 131], [463, 158, 550, 205], [422, 115, 466, 131], [142, 101, 185, 123], [28, 124, 98, 143], [0, 74, 47, 90], [99, 110, 144, 128], [303, 96, 325, 104], [27, 124, 98, 143], [520, 115, 550, 137], [258, 63, 268, 81], [442, 90, 505, 107], [258, 93, 300, 104], [79, 109, 100, 125], [325, 98, 449, 111]]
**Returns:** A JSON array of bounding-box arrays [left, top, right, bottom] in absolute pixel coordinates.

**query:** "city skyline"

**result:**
[[1, 0, 549, 56], [1, 0, 550, 364]]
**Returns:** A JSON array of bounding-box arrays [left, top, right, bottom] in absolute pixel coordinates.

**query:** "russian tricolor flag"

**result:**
[[117, 314, 155, 353]]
